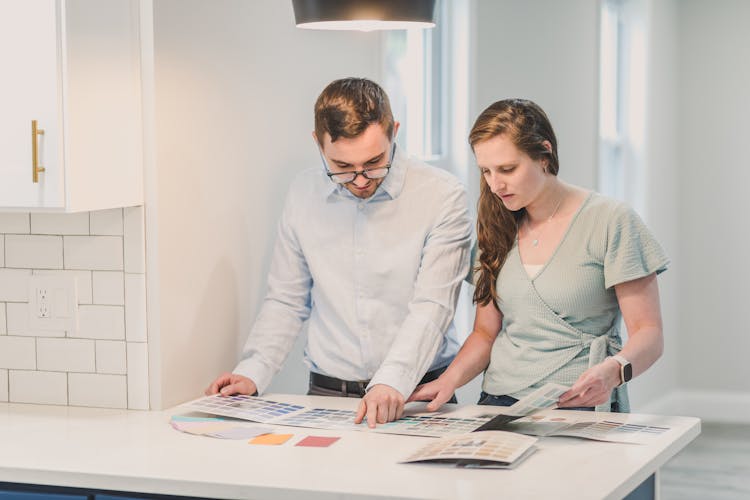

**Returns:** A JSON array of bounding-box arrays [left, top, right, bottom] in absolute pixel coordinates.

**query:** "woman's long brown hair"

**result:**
[[470, 99, 560, 309]]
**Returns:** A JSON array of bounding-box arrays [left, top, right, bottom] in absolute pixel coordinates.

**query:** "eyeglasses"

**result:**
[[321, 142, 396, 185]]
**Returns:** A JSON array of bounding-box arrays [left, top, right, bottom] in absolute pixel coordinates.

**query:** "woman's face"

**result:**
[[473, 134, 548, 212]]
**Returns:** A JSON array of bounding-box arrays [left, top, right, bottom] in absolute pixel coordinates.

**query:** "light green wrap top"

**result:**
[[482, 192, 669, 412]]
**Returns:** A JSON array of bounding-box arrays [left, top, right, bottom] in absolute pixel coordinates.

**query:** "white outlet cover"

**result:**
[[28, 275, 79, 332]]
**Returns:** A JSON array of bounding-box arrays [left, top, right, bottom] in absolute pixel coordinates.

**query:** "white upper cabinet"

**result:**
[[0, 0, 143, 212]]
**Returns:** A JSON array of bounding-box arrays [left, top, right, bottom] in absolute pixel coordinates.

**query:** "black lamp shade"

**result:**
[[292, 0, 437, 30]]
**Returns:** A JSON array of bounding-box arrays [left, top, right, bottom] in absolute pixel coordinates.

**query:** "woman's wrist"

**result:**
[[603, 356, 624, 387]]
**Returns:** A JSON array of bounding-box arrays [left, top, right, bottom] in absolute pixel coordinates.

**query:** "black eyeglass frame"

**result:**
[[320, 142, 397, 185]]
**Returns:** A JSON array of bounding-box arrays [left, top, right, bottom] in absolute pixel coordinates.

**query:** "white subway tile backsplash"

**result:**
[[31, 213, 89, 235], [37, 338, 95, 372], [68, 373, 127, 408], [0, 205, 148, 410], [124, 206, 145, 273], [127, 342, 149, 410], [90, 208, 124, 236], [0, 269, 32, 302], [33, 269, 93, 304], [6, 302, 65, 338], [0, 336, 36, 369], [5, 235, 63, 269], [64, 236, 123, 270], [93, 271, 124, 305], [124, 274, 147, 342], [0, 213, 30, 233], [96, 340, 126, 374], [0, 369, 7, 401], [9, 370, 67, 405], [75, 305, 125, 340]]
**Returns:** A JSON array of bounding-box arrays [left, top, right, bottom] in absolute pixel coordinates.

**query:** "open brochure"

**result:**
[[400, 431, 538, 469], [181, 383, 570, 438], [503, 414, 670, 444]]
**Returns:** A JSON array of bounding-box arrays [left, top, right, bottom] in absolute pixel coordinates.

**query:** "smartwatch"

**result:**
[[611, 354, 633, 386]]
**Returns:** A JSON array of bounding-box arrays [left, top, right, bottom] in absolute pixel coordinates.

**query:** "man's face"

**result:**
[[318, 122, 399, 199]]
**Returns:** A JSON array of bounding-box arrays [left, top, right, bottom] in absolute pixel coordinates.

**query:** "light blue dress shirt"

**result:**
[[234, 147, 472, 398]]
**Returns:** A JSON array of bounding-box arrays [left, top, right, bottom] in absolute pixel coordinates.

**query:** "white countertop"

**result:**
[[0, 394, 700, 500]]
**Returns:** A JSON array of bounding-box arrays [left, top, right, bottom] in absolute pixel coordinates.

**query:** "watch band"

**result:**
[[610, 354, 633, 385]]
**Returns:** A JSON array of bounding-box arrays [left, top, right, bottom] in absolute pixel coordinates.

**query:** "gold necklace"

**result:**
[[525, 192, 564, 247]]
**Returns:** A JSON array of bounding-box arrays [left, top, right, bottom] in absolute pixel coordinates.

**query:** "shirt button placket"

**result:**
[[354, 200, 371, 374]]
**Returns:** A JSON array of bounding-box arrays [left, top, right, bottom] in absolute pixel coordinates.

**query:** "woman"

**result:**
[[410, 99, 668, 412]]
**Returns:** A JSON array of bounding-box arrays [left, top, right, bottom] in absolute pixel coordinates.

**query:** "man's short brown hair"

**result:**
[[314, 78, 395, 145]]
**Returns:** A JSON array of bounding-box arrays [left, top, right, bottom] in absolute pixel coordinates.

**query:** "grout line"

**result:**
[[125, 339, 130, 408]]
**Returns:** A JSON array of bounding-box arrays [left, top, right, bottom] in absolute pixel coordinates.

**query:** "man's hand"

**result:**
[[205, 372, 258, 397], [558, 358, 621, 408], [354, 384, 405, 428]]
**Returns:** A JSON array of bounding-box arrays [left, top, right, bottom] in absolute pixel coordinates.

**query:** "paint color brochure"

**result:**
[[504, 415, 671, 444], [400, 431, 538, 469], [182, 394, 500, 437]]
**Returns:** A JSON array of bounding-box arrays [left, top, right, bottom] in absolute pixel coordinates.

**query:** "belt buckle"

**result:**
[[356, 381, 367, 396]]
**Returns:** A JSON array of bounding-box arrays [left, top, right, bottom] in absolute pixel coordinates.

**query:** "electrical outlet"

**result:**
[[28, 275, 78, 332], [37, 287, 50, 318]]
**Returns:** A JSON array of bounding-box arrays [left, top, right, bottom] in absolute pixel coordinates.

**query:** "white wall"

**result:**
[[673, 0, 750, 413], [147, 0, 381, 408], [628, 0, 681, 409], [474, 0, 600, 190]]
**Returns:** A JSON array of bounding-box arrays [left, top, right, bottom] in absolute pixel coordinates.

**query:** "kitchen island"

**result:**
[[0, 394, 699, 499]]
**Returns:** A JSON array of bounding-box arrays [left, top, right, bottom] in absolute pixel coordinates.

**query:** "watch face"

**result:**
[[623, 363, 633, 383]]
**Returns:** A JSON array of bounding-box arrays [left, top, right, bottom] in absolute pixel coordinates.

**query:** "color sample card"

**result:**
[[250, 433, 294, 445], [295, 436, 340, 447], [186, 395, 305, 423], [504, 383, 569, 416], [278, 408, 360, 430], [376, 415, 487, 437]]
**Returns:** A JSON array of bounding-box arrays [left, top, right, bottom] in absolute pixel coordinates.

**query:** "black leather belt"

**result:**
[[309, 366, 447, 397]]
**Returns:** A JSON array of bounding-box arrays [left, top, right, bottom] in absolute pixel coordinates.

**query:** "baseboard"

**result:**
[[638, 389, 750, 423]]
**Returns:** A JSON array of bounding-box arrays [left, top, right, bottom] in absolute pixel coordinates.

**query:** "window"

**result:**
[[381, 0, 471, 183], [599, 0, 648, 213]]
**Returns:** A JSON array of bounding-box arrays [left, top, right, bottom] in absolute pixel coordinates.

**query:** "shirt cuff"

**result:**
[[233, 357, 274, 395], [367, 366, 417, 400]]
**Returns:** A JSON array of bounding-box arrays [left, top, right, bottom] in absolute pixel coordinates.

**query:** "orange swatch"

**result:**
[[249, 433, 294, 445]]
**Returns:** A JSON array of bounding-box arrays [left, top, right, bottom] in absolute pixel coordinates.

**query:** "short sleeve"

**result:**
[[603, 204, 669, 289], [466, 240, 480, 285]]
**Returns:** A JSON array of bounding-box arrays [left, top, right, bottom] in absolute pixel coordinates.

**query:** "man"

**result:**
[[206, 78, 471, 427]]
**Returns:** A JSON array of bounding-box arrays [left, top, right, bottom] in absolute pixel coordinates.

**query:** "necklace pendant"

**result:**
[[532, 239, 539, 247]]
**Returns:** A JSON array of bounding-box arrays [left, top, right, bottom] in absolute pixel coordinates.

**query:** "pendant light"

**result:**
[[292, 0, 436, 31]]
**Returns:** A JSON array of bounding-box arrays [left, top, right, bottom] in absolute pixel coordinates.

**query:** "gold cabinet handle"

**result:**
[[32, 120, 46, 183]]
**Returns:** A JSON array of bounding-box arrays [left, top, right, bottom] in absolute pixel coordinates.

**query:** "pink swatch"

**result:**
[[295, 436, 340, 448]]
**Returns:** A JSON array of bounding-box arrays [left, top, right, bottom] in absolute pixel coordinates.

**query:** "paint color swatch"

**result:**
[[295, 436, 340, 447], [250, 433, 294, 445]]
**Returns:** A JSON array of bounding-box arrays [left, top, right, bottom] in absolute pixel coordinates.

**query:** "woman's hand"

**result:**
[[558, 358, 621, 408], [407, 376, 458, 412]]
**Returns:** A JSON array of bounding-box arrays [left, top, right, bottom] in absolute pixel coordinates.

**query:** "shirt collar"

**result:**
[[322, 144, 409, 202]]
